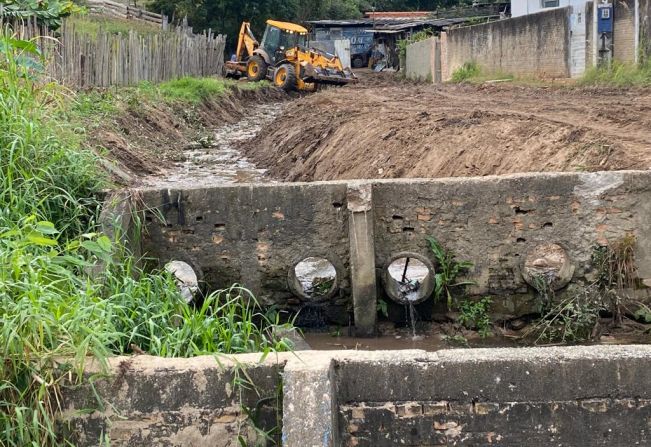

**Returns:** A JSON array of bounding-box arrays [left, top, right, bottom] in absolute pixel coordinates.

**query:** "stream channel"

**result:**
[[139, 101, 648, 352]]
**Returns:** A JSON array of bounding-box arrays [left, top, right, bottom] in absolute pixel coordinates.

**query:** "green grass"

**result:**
[[67, 14, 164, 36], [579, 61, 651, 87], [67, 78, 270, 126], [0, 31, 294, 446]]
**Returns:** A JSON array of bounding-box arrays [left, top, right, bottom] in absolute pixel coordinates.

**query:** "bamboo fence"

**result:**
[[5, 17, 226, 88]]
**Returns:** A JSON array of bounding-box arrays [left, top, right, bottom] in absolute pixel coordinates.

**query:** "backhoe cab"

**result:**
[[225, 20, 356, 91]]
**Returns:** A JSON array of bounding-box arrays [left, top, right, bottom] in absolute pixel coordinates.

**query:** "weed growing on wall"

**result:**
[[526, 284, 605, 344], [592, 234, 638, 324], [527, 236, 642, 344], [427, 236, 474, 309]]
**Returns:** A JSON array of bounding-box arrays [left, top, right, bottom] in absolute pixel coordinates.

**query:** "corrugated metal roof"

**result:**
[[307, 17, 469, 30]]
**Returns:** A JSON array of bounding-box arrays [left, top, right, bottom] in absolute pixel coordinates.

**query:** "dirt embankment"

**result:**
[[91, 87, 286, 183], [243, 77, 651, 181]]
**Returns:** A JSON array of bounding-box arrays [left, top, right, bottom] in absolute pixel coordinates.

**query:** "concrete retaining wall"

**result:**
[[60, 354, 286, 446], [59, 345, 651, 446], [118, 171, 651, 334], [443, 7, 572, 80]]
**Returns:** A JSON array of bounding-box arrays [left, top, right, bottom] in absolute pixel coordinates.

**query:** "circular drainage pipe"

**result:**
[[382, 252, 436, 305]]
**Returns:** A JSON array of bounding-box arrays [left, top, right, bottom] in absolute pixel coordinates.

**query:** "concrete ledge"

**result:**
[[58, 338, 651, 445]]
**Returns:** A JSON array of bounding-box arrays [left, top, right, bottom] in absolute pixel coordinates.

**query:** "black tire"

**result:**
[[246, 55, 268, 82], [352, 56, 365, 69], [273, 63, 297, 91]]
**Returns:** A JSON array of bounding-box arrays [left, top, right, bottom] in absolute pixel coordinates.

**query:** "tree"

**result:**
[[147, 0, 472, 48]]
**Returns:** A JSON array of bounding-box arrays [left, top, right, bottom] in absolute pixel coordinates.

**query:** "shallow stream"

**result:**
[[142, 102, 284, 188]]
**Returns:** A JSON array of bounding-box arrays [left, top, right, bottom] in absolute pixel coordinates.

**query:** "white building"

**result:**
[[511, 0, 588, 18]]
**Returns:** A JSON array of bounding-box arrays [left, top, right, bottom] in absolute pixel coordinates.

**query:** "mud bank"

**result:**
[[91, 85, 287, 184], [243, 78, 651, 181]]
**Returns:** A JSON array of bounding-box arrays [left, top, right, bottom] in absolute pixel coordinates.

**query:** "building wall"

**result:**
[[642, 0, 651, 61], [443, 7, 572, 79], [614, 0, 638, 63], [512, 0, 588, 17]]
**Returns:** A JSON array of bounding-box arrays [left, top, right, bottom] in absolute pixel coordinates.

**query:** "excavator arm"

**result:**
[[234, 22, 258, 62], [225, 22, 259, 76]]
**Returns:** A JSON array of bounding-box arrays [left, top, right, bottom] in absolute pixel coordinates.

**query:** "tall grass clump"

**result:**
[[580, 61, 651, 87], [451, 61, 481, 83], [0, 31, 101, 236], [157, 76, 230, 103], [0, 29, 294, 446]]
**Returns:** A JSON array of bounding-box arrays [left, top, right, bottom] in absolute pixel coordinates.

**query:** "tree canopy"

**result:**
[[147, 0, 473, 47]]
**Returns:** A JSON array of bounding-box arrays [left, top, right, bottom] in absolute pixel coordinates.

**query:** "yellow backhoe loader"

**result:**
[[225, 20, 357, 91]]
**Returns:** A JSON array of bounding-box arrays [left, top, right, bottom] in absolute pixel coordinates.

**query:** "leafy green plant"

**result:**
[[426, 236, 474, 309], [377, 298, 389, 318], [0, 0, 84, 29], [397, 29, 434, 59], [457, 297, 492, 338], [451, 61, 481, 83]]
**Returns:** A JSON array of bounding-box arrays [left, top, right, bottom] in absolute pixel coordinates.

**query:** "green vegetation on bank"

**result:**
[[580, 61, 651, 87], [0, 32, 291, 446], [70, 77, 268, 124]]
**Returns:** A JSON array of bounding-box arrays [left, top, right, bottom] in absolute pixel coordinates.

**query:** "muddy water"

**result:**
[[303, 330, 520, 352], [142, 102, 285, 188]]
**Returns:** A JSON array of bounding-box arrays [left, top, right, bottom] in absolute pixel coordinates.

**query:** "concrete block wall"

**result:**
[[127, 171, 651, 334], [640, 0, 651, 60], [406, 37, 436, 82], [614, 0, 637, 63], [59, 346, 651, 446], [443, 7, 571, 80]]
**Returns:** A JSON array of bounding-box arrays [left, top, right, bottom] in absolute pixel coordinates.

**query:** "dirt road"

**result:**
[[243, 75, 651, 181]]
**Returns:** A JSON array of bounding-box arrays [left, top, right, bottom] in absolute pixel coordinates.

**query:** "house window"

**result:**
[[542, 0, 560, 7]]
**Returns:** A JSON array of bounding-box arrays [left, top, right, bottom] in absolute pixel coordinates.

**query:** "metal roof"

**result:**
[[307, 17, 470, 31]]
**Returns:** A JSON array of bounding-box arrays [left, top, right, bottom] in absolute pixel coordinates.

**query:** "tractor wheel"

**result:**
[[247, 55, 268, 82], [352, 56, 365, 69], [273, 64, 297, 91]]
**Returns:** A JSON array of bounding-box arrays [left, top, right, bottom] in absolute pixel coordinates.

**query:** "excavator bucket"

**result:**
[[304, 64, 358, 86]]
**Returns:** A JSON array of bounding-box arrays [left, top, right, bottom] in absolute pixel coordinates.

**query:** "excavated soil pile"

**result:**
[[93, 87, 287, 183], [243, 77, 651, 181]]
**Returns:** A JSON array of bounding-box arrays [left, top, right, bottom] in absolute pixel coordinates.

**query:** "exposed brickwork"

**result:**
[[614, 0, 637, 63], [340, 399, 651, 446]]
